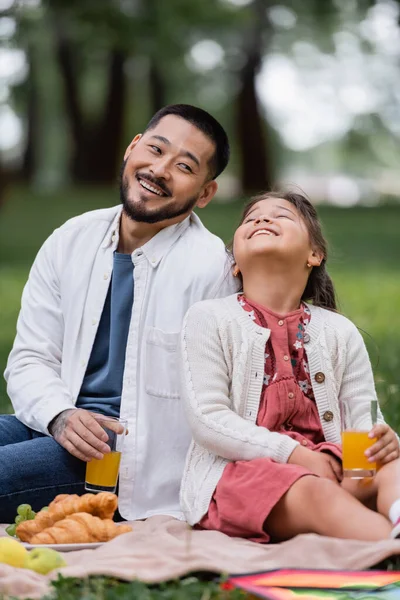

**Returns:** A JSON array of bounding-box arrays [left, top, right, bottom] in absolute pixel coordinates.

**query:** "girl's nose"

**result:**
[[255, 216, 270, 224]]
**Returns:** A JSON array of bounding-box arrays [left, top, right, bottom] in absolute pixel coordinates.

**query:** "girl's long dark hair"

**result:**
[[234, 190, 337, 311]]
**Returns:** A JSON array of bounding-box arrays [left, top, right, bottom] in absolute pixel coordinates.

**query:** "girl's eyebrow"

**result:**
[[244, 207, 260, 219], [244, 203, 296, 219], [277, 204, 296, 216]]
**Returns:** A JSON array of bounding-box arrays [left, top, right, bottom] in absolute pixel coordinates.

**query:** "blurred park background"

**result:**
[[0, 0, 399, 426]]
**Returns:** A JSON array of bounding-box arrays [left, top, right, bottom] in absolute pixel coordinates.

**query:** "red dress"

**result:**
[[198, 295, 342, 543]]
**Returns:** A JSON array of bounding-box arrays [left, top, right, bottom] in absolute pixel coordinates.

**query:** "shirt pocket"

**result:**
[[145, 327, 181, 399]]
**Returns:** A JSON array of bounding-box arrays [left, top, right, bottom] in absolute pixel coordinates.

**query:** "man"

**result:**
[[1, 104, 238, 523]]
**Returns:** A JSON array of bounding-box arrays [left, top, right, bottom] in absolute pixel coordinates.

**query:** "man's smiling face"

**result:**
[[120, 115, 217, 224]]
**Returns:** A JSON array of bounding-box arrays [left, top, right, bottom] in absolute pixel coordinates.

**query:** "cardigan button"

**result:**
[[323, 410, 334, 422], [315, 372, 325, 383], [304, 333, 310, 343]]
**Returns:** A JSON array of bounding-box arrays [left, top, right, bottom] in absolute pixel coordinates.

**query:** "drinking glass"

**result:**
[[85, 415, 127, 493], [340, 400, 377, 479]]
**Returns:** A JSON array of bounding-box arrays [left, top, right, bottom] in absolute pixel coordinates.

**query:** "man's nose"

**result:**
[[150, 158, 171, 180]]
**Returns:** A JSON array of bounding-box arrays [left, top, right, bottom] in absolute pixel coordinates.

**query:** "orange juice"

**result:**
[[342, 430, 376, 477], [85, 451, 121, 490]]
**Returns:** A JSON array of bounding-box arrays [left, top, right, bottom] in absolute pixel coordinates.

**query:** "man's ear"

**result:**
[[124, 134, 142, 160], [196, 180, 218, 209]]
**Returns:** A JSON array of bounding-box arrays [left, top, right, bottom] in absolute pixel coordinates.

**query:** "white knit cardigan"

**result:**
[[179, 293, 384, 525]]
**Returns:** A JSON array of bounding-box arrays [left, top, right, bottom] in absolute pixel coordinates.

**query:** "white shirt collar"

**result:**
[[102, 206, 193, 268]]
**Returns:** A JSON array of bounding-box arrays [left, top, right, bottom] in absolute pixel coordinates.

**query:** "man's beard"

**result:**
[[119, 161, 199, 224]]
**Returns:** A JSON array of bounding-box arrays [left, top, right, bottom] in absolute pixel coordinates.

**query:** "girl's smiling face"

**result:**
[[233, 197, 322, 272]]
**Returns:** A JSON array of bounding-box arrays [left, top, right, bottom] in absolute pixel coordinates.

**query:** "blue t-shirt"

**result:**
[[76, 252, 134, 417]]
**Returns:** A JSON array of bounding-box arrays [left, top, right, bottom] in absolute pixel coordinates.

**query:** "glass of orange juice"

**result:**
[[85, 415, 128, 493], [340, 400, 377, 479]]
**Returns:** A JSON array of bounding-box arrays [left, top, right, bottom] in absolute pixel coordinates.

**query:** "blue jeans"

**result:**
[[0, 415, 85, 523]]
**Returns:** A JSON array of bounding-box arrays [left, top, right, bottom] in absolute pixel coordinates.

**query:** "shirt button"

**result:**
[[278, 320, 284, 326], [304, 333, 310, 343], [283, 355, 289, 361], [151, 256, 156, 263], [323, 410, 334, 422], [288, 392, 294, 399], [301, 439, 308, 446], [111, 234, 116, 243], [315, 372, 325, 383], [103, 273, 109, 280], [81, 360, 86, 367], [92, 319, 98, 326]]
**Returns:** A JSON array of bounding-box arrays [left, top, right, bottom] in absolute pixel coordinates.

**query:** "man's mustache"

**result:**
[[136, 172, 172, 197]]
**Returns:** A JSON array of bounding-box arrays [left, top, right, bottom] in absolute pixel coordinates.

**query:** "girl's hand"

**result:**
[[366, 424, 400, 465], [288, 445, 342, 482]]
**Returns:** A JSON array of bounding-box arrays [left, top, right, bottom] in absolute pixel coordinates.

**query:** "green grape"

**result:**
[[26, 508, 36, 520], [5, 523, 17, 537], [15, 514, 24, 525], [40, 506, 49, 511], [17, 503, 32, 518]]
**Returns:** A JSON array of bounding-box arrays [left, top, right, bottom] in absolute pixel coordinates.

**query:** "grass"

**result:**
[[26, 574, 246, 600]]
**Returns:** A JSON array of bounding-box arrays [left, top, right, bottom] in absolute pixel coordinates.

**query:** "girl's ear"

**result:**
[[307, 250, 324, 268]]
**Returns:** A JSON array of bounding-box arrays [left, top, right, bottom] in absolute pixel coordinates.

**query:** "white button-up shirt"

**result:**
[[5, 205, 238, 520]]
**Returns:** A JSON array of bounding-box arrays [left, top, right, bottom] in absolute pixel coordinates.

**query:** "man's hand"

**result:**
[[288, 445, 342, 482], [48, 409, 112, 462], [366, 423, 400, 465]]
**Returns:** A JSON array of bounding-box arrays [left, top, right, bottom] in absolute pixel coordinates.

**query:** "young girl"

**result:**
[[180, 190, 400, 543]]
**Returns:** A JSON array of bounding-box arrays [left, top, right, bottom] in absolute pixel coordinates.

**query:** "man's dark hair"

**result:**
[[144, 104, 230, 180]]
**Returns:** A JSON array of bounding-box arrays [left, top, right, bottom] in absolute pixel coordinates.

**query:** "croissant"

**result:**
[[29, 512, 132, 545], [48, 492, 118, 519], [16, 492, 118, 542]]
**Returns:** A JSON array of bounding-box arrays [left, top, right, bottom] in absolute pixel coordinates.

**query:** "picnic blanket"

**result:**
[[1, 515, 400, 599]]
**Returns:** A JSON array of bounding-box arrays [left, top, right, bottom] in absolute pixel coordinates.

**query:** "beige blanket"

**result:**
[[1, 516, 400, 599]]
